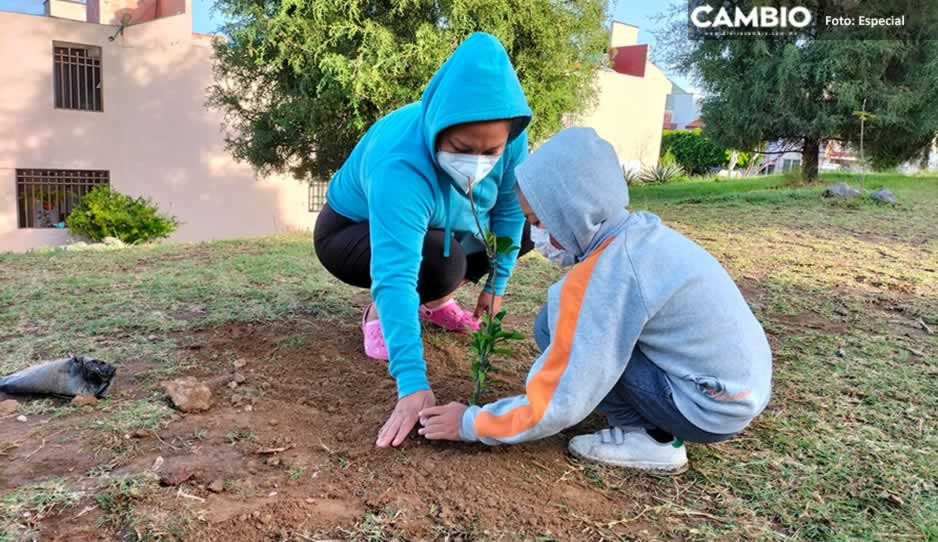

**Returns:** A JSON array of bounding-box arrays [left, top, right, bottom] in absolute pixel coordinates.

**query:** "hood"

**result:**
[[421, 32, 532, 159], [515, 127, 630, 258]]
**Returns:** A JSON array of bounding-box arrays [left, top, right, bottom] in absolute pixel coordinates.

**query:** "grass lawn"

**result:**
[[1, 173, 936, 541]]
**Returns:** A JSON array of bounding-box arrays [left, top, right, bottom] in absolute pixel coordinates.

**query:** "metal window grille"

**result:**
[[16, 169, 110, 228], [308, 180, 327, 212], [53, 44, 103, 112]]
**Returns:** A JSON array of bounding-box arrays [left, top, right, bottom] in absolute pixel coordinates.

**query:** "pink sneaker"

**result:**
[[420, 299, 481, 333], [361, 304, 389, 360]]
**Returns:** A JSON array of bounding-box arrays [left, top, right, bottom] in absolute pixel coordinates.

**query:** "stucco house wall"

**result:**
[[0, 4, 311, 252]]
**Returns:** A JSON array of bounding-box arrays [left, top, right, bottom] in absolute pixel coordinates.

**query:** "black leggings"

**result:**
[[314, 203, 534, 303]]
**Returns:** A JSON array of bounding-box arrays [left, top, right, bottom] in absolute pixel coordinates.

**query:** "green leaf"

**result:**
[[207, 0, 608, 181]]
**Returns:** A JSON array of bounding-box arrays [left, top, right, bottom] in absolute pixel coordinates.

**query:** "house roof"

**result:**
[[686, 118, 705, 128]]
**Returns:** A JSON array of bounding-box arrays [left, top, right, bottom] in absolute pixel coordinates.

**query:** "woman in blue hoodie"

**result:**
[[314, 33, 534, 448]]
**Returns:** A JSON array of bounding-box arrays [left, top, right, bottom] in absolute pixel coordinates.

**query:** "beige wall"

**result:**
[[609, 21, 639, 48], [567, 22, 671, 171], [46, 0, 88, 22], [0, 8, 312, 252], [571, 65, 671, 172], [95, 0, 187, 26]]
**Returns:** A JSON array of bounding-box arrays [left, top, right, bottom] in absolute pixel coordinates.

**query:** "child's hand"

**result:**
[[417, 402, 468, 441]]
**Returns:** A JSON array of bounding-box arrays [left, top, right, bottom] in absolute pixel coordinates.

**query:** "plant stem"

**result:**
[[466, 183, 498, 321], [466, 181, 498, 406]]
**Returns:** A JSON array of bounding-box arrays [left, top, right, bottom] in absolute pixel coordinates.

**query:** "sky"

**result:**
[[1, 0, 695, 92]]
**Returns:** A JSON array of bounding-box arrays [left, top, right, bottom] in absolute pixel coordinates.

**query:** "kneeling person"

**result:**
[[419, 128, 772, 473]]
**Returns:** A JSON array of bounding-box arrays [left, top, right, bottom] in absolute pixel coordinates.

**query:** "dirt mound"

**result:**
[[2, 318, 662, 540]]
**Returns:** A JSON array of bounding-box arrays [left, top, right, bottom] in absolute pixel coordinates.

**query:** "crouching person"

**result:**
[[418, 127, 772, 473]]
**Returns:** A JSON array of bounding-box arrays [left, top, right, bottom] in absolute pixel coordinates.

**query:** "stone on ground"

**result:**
[[0, 399, 18, 416], [71, 395, 98, 407], [102, 236, 125, 247], [870, 188, 897, 204], [823, 182, 861, 198], [161, 377, 213, 413]]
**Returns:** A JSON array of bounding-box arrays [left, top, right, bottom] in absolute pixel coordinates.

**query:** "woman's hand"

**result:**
[[474, 291, 503, 319], [418, 402, 468, 441], [376, 389, 436, 448]]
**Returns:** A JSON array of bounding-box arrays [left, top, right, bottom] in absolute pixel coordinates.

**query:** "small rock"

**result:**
[[71, 395, 98, 407], [836, 348, 846, 358], [161, 377, 213, 413], [230, 394, 243, 405], [102, 236, 125, 247], [0, 399, 18, 416], [268, 420, 278, 426], [267, 492, 277, 498], [159, 466, 194, 487], [233, 373, 246, 384], [234, 359, 247, 369], [227, 381, 239, 390], [822, 182, 861, 199], [244, 405, 254, 412], [870, 188, 897, 204], [16, 414, 27, 423], [265, 457, 281, 467], [207, 479, 225, 493], [305, 497, 315, 504], [131, 429, 150, 439], [247, 465, 259, 475]]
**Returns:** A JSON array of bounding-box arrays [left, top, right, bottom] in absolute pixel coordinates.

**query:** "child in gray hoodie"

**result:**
[[419, 127, 772, 473]]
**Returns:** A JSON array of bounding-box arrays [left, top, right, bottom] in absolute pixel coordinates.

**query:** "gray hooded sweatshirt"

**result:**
[[460, 127, 772, 444]]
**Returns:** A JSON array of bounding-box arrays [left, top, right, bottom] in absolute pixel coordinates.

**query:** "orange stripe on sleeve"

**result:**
[[474, 237, 615, 440]]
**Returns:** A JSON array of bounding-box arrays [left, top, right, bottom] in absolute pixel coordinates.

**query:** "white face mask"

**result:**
[[437, 151, 500, 194], [530, 224, 576, 267]]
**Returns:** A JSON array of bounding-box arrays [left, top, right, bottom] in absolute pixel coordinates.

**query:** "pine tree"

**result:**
[[654, 1, 938, 181]]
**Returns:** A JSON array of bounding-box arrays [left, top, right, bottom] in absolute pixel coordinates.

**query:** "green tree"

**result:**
[[661, 129, 726, 174], [653, 1, 938, 181], [208, 0, 608, 181]]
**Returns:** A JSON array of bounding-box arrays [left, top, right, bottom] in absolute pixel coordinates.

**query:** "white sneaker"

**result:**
[[568, 427, 688, 474]]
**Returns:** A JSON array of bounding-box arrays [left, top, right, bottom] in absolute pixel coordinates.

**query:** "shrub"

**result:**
[[623, 166, 641, 185], [640, 162, 686, 184], [66, 186, 178, 244], [661, 129, 728, 174]]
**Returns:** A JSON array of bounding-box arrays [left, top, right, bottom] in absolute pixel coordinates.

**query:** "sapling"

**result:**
[[466, 185, 524, 406]]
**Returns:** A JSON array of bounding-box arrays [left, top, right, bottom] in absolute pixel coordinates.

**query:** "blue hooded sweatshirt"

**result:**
[[324, 33, 533, 398]]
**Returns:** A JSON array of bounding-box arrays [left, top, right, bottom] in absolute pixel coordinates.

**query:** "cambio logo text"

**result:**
[[691, 5, 813, 29]]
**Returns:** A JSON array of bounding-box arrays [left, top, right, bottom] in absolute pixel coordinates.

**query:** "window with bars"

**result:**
[[53, 43, 103, 112], [16, 169, 110, 228], [308, 180, 327, 212]]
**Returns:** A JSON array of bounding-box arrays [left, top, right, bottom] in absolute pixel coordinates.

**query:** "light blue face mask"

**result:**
[[437, 151, 500, 195], [530, 224, 576, 267]]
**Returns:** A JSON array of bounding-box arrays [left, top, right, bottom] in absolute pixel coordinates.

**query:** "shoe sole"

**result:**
[[569, 447, 689, 475]]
